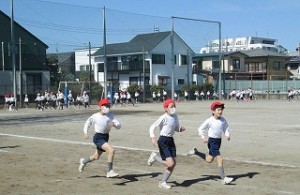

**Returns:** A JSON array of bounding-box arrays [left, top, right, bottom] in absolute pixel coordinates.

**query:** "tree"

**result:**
[[64, 73, 75, 81], [79, 71, 94, 82], [46, 54, 62, 88]]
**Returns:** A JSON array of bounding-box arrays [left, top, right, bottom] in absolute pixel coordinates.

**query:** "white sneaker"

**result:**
[[187, 147, 198, 156], [106, 170, 119, 178], [159, 181, 171, 190], [147, 152, 157, 166], [78, 158, 86, 172], [222, 176, 233, 185]]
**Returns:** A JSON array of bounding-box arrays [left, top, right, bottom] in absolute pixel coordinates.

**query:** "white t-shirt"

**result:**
[[198, 116, 230, 139], [83, 112, 121, 134], [149, 113, 181, 138]]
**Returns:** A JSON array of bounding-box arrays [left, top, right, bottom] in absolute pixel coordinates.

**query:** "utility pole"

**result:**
[[187, 49, 190, 89], [89, 41, 91, 98], [142, 46, 145, 103], [103, 6, 107, 97], [11, 0, 17, 107], [19, 37, 22, 107], [171, 17, 175, 100], [1, 42, 4, 71], [218, 22, 222, 99]]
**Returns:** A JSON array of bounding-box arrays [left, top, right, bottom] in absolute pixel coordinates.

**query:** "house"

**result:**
[[91, 31, 195, 92], [75, 47, 99, 78], [286, 52, 300, 79], [200, 36, 288, 54], [193, 49, 291, 91], [0, 10, 49, 99]]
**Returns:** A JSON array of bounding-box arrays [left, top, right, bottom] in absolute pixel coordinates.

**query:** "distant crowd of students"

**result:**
[[3, 90, 91, 111]]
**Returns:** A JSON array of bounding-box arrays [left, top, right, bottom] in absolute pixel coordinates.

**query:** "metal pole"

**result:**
[[103, 6, 107, 97], [187, 49, 190, 88], [218, 22, 222, 99], [19, 37, 22, 107], [142, 46, 145, 103], [89, 41, 91, 98], [1, 42, 4, 71], [171, 17, 175, 100], [10, 0, 17, 106], [267, 55, 270, 100]]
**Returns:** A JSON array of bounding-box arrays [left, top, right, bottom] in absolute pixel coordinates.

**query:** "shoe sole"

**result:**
[[106, 174, 119, 178], [147, 153, 156, 166]]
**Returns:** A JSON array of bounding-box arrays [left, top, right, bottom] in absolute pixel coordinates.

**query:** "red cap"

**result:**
[[163, 98, 175, 108], [210, 101, 225, 110], [98, 98, 110, 106]]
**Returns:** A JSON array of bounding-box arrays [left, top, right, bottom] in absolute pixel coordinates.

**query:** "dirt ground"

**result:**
[[0, 100, 299, 195]]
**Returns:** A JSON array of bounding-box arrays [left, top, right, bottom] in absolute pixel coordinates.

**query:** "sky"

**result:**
[[1, 0, 300, 53]]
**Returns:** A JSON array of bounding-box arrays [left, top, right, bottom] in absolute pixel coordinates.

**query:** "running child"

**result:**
[[78, 98, 121, 178], [187, 101, 233, 185], [147, 98, 186, 190], [24, 94, 29, 109]]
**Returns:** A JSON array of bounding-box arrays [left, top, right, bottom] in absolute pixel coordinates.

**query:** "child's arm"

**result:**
[[174, 115, 186, 132], [83, 115, 95, 139], [149, 115, 164, 146], [223, 119, 230, 141], [111, 117, 121, 129], [198, 119, 209, 143]]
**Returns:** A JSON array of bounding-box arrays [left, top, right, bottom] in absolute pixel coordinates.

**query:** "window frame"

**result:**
[[152, 54, 165, 64]]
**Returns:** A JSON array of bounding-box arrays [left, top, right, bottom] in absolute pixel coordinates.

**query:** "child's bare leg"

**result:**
[[162, 157, 176, 183], [216, 156, 225, 179], [90, 150, 102, 160], [205, 154, 214, 163], [101, 143, 115, 171]]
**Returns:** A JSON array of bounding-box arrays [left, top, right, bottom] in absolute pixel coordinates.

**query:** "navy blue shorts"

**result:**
[[158, 136, 176, 161], [93, 133, 109, 152], [207, 137, 222, 157]]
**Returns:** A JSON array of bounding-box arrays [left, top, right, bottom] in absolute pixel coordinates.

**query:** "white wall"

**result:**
[[150, 34, 193, 90], [75, 48, 99, 81]]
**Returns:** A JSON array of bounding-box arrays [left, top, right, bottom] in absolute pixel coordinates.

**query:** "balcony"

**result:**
[[107, 60, 150, 72]]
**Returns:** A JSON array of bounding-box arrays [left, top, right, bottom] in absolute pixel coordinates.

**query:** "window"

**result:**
[[85, 65, 89, 71], [273, 61, 281, 70], [180, 54, 187, 65], [79, 65, 92, 71], [232, 59, 240, 70], [212, 61, 219, 70], [144, 77, 150, 85], [98, 63, 104, 72], [80, 65, 86, 71], [248, 63, 256, 72], [152, 54, 165, 64], [236, 41, 242, 45], [246, 62, 266, 72], [174, 55, 177, 64], [177, 79, 184, 85], [158, 76, 168, 86], [27, 74, 42, 94], [129, 77, 138, 85]]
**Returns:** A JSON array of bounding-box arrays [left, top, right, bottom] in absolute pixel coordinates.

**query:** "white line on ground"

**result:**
[[0, 132, 299, 168]]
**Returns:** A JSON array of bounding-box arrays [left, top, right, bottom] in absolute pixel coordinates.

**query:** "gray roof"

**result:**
[[241, 49, 287, 57], [0, 10, 48, 49], [93, 31, 172, 56]]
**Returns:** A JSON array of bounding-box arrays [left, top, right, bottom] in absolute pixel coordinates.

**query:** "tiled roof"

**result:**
[[241, 49, 287, 57], [93, 31, 171, 56]]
